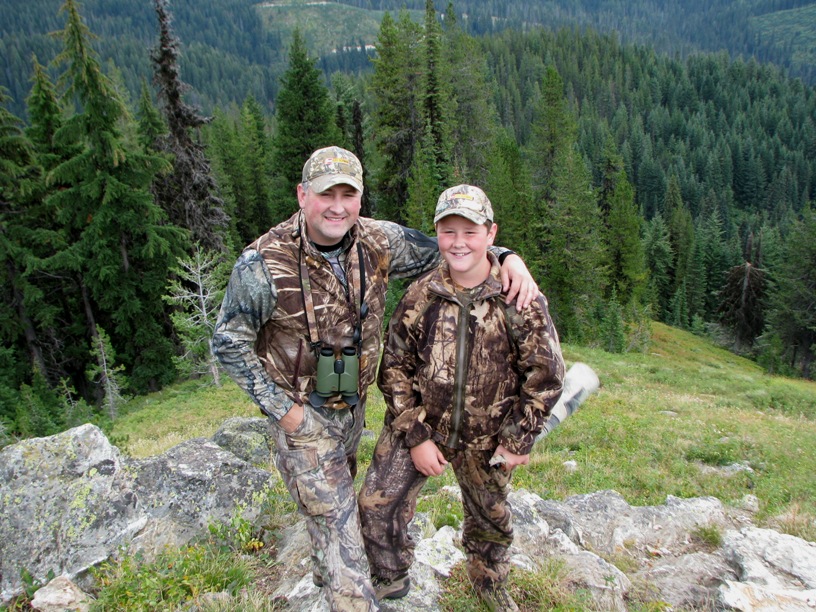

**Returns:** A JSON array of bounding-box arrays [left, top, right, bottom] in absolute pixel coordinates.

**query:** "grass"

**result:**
[[91, 321, 816, 609]]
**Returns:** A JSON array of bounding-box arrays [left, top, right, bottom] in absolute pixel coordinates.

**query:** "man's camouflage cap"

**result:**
[[434, 184, 494, 225], [302, 146, 364, 194]]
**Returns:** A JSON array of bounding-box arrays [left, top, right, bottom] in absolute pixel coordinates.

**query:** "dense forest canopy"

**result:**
[[1, 0, 814, 446], [2, 0, 815, 120]]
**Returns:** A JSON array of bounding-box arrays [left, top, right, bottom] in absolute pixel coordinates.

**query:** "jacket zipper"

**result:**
[[447, 295, 471, 449]]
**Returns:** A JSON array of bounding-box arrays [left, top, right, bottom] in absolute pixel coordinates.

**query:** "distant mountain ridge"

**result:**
[[1, 0, 813, 119]]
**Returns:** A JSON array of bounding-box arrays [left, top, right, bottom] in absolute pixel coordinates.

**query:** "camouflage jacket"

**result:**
[[211, 211, 445, 420], [378, 254, 565, 455]]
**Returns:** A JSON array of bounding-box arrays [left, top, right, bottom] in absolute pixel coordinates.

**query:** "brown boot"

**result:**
[[372, 573, 411, 600]]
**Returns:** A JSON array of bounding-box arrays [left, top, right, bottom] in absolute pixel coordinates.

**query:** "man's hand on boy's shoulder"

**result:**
[[410, 440, 448, 476], [500, 254, 541, 309]]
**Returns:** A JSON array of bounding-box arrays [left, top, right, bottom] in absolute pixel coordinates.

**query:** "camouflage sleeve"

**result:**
[[498, 295, 566, 455], [377, 220, 512, 279], [211, 249, 294, 420], [376, 290, 433, 447]]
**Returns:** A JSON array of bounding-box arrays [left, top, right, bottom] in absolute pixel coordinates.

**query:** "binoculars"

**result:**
[[309, 346, 360, 407]]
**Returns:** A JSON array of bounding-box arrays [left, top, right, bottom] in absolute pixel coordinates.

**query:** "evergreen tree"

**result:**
[[136, 78, 167, 152], [600, 139, 647, 304], [717, 232, 766, 350], [0, 87, 45, 411], [45, 0, 187, 393], [271, 29, 340, 208], [528, 66, 573, 203], [443, 10, 497, 181], [422, 0, 454, 189], [86, 325, 128, 420], [150, 0, 229, 253], [24, 58, 91, 393], [404, 121, 438, 234], [665, 175, 695, 298], [370, 11, 423, 223], [539, 142, 607, 342], [484, 130, 534, 271], [643, 213, 674, 320], [764, 208, 815, 377], [238, 96, 276, 227], [163, 246, 230, 385]]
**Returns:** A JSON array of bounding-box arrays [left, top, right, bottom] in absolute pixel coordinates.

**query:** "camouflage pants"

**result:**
[[358, 425, 513, 590], [270, 402, 379, 611]]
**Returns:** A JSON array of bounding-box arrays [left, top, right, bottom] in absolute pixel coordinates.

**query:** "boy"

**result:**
[[358, 185, 566, 611]]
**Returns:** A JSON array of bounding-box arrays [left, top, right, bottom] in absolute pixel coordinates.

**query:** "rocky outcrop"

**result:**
[[2, 421, 816, 610], [0, 423, 275, 604]]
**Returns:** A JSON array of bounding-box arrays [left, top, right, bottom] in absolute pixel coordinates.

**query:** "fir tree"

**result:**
[[45, 0, 187, 393], [717, 232, 766, 351], [370, 11, 423, 222], [601, 139, 647, 304], [539, 142, 607, 342], [643, 213, 674, 320], [271, 29, 341, 207], [150, 0, 229, 253], [422, 0, 453, 189], [163, 246, 229, 385]]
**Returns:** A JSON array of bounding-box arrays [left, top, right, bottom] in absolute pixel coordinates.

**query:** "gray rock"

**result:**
[[211, 417, 272, 466], [0, 424, 276, 604]]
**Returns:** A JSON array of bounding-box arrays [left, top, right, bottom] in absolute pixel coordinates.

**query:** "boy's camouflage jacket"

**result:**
[[378, 254, 566, 456]]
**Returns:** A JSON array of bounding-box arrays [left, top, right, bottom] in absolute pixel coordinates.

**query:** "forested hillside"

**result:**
[[2, 0, 815, 121], [1, 0, 814, 447]]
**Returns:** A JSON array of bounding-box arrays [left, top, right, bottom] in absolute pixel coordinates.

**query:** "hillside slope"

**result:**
[[112, 321, 816, 534]]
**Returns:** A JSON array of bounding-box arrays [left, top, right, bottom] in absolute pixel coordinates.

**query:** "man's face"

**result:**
[[297, 183, 362, 246]]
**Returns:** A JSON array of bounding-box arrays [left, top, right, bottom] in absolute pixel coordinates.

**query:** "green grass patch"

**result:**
[[89, 544, 255, 611]]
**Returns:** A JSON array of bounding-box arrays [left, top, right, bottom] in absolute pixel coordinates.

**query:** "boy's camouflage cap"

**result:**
[[434, 184, 494, 225], [302, 146, 364, 193]]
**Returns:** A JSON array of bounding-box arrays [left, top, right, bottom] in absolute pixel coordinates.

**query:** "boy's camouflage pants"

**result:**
[[358, 425, 513, 590], [270, 402, 379, 611]]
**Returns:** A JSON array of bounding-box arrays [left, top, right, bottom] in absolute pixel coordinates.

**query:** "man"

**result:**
[[211, 146, 539, 611]]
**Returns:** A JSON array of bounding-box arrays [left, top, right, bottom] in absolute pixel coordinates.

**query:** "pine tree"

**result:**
[[528, 66, 574, 203], [404, 121, 438, 234], [484, 131, 535, 271], [443, 7, 499, 181], [0, 87, 45, 399], [271, 29, 341, 207], [45, 0, 187, 393], [238, 96, 276, 227], [717, 232, 766, 350], [149, 0, 229, 254], [86, 325, 128, 420], [643, 213, 674, 320], [370, 11, 423, 223], [422, 0, 453, 189], [600, 139, 647, 304], [163, 246, 230, 385], [539, 143, 608, 342], [665, 175, 695, 299]]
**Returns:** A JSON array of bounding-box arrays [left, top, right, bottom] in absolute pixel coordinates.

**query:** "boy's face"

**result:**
[[435, 215, 497, 285]]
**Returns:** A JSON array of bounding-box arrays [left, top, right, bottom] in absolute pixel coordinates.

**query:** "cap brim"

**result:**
[[310, 174, 363, 194], [434, 209, 490, 225]]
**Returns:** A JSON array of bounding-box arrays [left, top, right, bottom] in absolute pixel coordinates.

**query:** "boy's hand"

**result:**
[[410, 440, 448, 476], [500, 254, 540, 309], [492, 444, 530, 472]]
